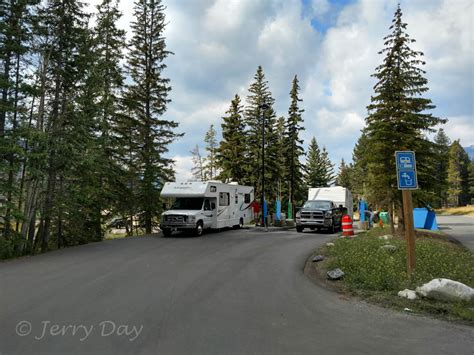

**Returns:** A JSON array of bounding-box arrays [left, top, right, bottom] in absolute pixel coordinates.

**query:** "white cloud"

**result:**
[[443, 116, 474, 146], [83, 0, 473, 172], [171, 155, 194, 181]]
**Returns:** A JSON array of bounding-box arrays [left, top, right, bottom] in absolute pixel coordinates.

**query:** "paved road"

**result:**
[[0, 228, 473, 355], [437, 215, 474, 252]]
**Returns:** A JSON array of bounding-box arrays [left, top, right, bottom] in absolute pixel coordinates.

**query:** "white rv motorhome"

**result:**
[[307, 186, 353, 217], [160, 181, 254, 236]]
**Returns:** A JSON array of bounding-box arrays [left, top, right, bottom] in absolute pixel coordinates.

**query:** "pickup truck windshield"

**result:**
[[303, 201, 332, 210], [171, 198, 204, 210]]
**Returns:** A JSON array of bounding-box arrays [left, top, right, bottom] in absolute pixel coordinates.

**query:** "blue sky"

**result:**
[[86, 0, 473, 180]]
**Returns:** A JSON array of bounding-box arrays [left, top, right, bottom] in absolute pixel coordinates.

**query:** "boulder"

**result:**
[[415, 278, 474, 302], [398, 289, 417, 300], [326, 242, 335, 247], [378, 235, 393, 240], [327, 268, 344, 280], [312, 255, 324, 262]]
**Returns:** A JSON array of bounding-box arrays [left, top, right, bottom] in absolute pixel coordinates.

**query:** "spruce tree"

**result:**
[[243, 66, 278, 202], [336, 158, 353, 189], [0, 0, 39, 240], [321, 147, 335, 186], [91, 0, 127, 234], [216, 94, 246, 183], [126, 0, 181, 234], [305, 137, 325, 188], [447, 141, 470, 206], [284, 75, 305, 210], [432, 128, 450, 207], [364, 5, 445, 224], [203, 124, 218, 180]]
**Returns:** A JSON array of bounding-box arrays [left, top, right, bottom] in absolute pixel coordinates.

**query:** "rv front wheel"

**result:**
[[195, 221, 204, 237]]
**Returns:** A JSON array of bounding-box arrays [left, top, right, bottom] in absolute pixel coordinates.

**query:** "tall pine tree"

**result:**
[[284, 75, 305, 210], [364, 5, 444, 227], [243, 66, 278, 202], [217, 94, 246, 183], [126, 0, 181, 234]]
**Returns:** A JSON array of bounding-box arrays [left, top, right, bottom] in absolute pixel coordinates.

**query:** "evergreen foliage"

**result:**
[[305, 137, 330, 188], [363, 5, 445, 220], [447, 141, 470, 206], [203, 124, 218, 180], [335, 158, 353, 190], [0, 0, 181, 256], [243, 66, 279, 202], [125, 0, 181, 234], [216, 94, 246, 183], [284, 75, 305, 207], [431, 128, 450, 207]]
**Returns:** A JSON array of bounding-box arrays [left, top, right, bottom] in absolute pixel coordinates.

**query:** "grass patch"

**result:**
[[315, 227, 474, 323], [436, 206, 474, 217]]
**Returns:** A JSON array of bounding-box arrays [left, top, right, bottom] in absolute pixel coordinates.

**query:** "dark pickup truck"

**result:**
[[295, 200, 343, 233]]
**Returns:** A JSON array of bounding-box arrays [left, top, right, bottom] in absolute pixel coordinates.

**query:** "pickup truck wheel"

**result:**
[[195, 221, 204, 237], [296, 226, 304, 233], [162, 228, 172, 237], [330, 222, 336, 234]]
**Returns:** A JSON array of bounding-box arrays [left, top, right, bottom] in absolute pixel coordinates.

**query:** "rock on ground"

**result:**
[[398, 289, 417, 300], [327, 268, 344, 280], [312, 255, 324, 262], [416, 278, 474, 302]]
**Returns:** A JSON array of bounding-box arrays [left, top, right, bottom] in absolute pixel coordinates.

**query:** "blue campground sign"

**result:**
[[395, 151, 418, 190]]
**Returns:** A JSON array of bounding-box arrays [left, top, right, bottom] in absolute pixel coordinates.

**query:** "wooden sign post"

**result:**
[[402, 190, 416, 274], [395, 151, 418, 276]]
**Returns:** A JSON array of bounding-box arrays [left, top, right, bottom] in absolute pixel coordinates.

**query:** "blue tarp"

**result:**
[[413, 208, 438, 231], [275, 200, 281, 221], [359, 200, 367, 221]]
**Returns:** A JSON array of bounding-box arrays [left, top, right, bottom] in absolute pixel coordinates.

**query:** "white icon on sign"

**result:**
[[401, 172, 413, 186], [400, 156, 413, 168]]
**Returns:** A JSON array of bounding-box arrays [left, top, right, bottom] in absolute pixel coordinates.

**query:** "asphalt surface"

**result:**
[[437, 214, 474, 252], [0, 227, 473, 355]]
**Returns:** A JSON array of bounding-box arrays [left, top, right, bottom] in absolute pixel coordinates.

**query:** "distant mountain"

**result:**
[[464, 145, 474, 159]]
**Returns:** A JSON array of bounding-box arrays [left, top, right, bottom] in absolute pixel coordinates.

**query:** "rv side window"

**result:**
[[244, 194, 251, 203], [219, 192, 229, 206], [210, 186, 217, 192], [204, 199, 211, 211]]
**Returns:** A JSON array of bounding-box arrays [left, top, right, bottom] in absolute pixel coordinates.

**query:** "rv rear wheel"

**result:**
[[195, 221, 204, 237], [239, 218, 244, 229]]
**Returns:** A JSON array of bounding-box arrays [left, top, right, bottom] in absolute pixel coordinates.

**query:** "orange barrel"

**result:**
[[342, 214, 354, 237]]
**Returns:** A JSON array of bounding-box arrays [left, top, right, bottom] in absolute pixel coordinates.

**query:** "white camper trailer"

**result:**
[[307, 186, 353, 217], [160, 181, 254, 236]]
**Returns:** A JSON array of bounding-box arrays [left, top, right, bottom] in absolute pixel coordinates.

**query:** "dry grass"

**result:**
[[436, 206, 474, 217]]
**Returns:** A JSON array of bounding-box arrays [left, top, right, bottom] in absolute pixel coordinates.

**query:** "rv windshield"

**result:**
[[171, 198, 204, 210], [303, 200, 332, 210]]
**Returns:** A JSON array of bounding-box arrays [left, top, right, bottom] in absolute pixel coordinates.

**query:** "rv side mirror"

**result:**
[[211, 202, 216, 210]]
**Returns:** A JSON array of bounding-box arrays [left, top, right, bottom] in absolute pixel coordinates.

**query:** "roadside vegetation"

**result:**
[[309, 227, 474, 323], [436, 206, 474, 217]]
